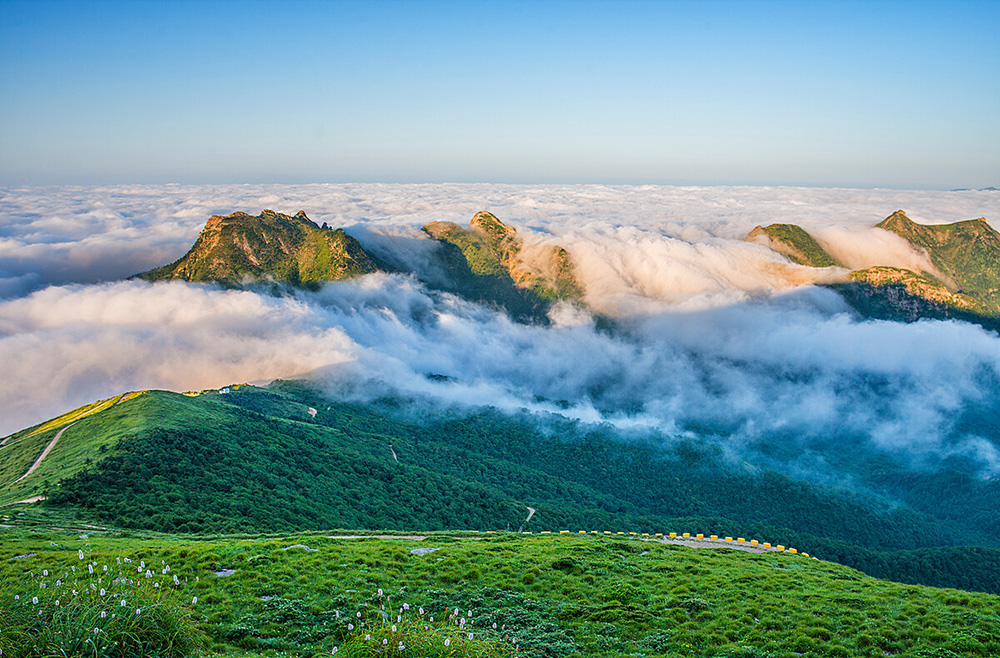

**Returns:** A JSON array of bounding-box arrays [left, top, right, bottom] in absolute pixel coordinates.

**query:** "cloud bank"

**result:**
[[1, 184, 998, 479], [2, 183, 997, 299]]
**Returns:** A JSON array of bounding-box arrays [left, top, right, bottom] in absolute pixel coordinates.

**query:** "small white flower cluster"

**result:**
[[8, 545, 198, 651], [326, 587, 516, 656]]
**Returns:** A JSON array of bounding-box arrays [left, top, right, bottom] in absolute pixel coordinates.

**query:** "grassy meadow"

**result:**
[[1, 503, 998, 658]]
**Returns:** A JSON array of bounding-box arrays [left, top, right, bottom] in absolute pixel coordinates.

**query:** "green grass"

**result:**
[[0, 391, 235, 506], [1, 529, 998, 657]]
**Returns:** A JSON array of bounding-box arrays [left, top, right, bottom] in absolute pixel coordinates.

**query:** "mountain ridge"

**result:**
[[138, 209, 381, 288], [748, 210, 1000, 325], [421, 211, 583, 321]]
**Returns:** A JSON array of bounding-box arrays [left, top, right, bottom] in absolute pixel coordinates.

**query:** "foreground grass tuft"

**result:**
[[0, 545, 205, 657]]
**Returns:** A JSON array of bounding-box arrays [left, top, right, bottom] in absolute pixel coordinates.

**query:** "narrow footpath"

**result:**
[[14, 423, 75, 484]]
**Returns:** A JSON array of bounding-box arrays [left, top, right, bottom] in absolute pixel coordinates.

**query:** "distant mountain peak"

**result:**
[[876, 210, 915, 230], [422, 211, 582, 321], [137, 209, 379, 288], [470, 210, 516, 241], [749, 211, 1000, 325], [746, 223, 841, 268]]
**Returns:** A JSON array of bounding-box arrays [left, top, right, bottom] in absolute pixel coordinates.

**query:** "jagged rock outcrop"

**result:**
[[422, 211, 583, 321], [138, 209, 380, 288]]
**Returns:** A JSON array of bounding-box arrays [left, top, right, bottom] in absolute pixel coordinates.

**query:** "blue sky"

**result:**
[[1, 0, 997, 188]]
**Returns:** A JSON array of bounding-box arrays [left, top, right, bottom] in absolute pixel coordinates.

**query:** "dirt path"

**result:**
[[14, 423, 74, 484], [1, 495, 47, 506], [651, 536, 769, 553], [327, 535, 428, 540], [2, 392, 130, 450]]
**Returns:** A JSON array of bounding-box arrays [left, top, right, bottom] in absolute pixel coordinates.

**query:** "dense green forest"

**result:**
[[22, 382, 997, 595]]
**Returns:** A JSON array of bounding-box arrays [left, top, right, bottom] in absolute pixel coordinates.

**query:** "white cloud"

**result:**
[[1, 184, 999, 478], [0, 281, 357, 436]]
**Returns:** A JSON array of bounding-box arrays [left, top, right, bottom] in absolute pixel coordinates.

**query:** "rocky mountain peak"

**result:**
[[470, 211, 516, 241]]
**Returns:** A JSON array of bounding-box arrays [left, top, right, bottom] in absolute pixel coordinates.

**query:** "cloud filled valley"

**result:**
[[2, 183, 999, 485]]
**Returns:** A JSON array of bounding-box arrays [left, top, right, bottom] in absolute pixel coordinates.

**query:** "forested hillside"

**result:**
[[5, 382, 998, 595]]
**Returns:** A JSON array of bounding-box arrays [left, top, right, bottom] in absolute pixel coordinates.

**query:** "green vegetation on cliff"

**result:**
[[423, 212, 583, 322], [876, 210, 1000, 315], [831, 266, 999, 329], [746, 224, 841, 268], [748, 212, 1000, 325], [139, 210, 380, 288]]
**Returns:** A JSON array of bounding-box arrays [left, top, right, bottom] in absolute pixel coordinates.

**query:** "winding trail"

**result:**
[[14, 422, 74, 484]]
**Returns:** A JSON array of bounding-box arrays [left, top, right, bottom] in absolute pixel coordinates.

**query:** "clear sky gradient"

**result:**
[[1, 0, 998, 188]]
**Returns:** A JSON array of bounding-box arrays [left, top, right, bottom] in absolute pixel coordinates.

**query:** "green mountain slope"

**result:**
[[746, 223, 842, 267], [830, 266, 1000, 329], [3, 531, 998, 658], [748, 212, 1000, 325], [877, 209, 1000, 315], [3, 383, 999, 594], [138, 209, 380, 287], [423, 212, 583, 321]]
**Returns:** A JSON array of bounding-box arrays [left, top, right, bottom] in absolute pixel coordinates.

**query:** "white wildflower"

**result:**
[[78, 550, 84, 560]]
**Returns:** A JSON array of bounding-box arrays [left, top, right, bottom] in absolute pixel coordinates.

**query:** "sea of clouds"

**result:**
[[1, 184, 999, 474]]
